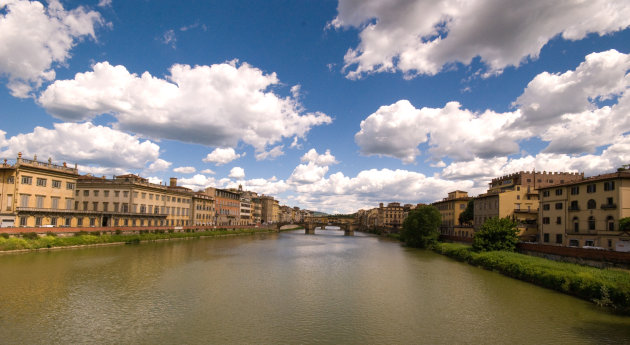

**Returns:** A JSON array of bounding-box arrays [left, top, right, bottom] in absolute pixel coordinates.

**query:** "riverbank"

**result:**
[[433, 242, 630, 315], [0, 228, 279, 253]]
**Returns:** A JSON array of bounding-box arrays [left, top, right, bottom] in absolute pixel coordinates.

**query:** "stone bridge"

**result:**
[[302, 216, 359, 236]]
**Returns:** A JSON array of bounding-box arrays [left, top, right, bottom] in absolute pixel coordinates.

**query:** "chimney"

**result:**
[[170, 177, 177, 187]]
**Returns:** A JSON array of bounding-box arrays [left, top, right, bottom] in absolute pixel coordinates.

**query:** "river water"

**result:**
[[1, 229, 629, 344]]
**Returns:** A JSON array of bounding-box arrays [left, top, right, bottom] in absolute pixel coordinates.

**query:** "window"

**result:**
[[133, 192, 138, 198], [90, 218, 96, 226], [122, 203, 129, 213], [50, 217, 57, 226], [93, 190, 99, 197], [104, 190, 109, 197], [20, 217, 27, 226], [114, 202, 119, 212], [570, 200, 578, 210], [123, 191, 129, 198], [555, 203, 563, 210], [51, 197, 59, 209], [20, 194, 30, 207], [36, 178, 46, 187], [6, 176, 14, 184], [517, 195, 520, 200], [83, 201, 88, 210], [570, 186, 579, 195], [607, 216, 615, 231], [542, 204, 550, 211], [83, 190, 89, 197], [149, 194, 153, 200], [52, 180, 61, 188], [65, 217, 71, 226], [77, 218, 83, 226], [66, 199, 73, 210], [75, 190, 80, 196], [569, 239, 579, 247], [542, 217, 550, 224], [606, 197, 614, 205], [542, 190, 550, 197], [543, 233, 549, 242], [115, 190, 120, 197], [604, 181, 615, 191], [608, 239, 613, 248], [588, 216, 595, 230], [555, 189, 562, 196], [141, 193, 146, 199], [587, 184, 596, 193], [527, 178, 531, 182], [556, 234, 562, 244], [103, 202, 108, 212], [6, 194, 12, 211], [556, 217, 562, 225], [93, 202, 98, 211], [585, 240, 595, 247], [114, 219, 119, 226], [35, 217, 42, 226], [587, 199, 596, 209], [21, 176, 32, 185], [66, 182, 74, 190]]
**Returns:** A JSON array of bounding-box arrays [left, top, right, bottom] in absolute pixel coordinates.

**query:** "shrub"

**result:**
[[0, 233, 9, 239], [472, 217, 519, 252], [45, 231, 57, 237], [74, 231, 88, 237], [115, 229, 122, 235], [21, 232, 39, 240]]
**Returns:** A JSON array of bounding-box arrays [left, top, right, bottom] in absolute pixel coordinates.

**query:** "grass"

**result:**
[[0, 228, 278, 252], [433, 242, 630, 315]]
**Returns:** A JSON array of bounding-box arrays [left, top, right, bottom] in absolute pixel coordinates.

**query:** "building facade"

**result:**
[[432, 191, 472, 237], [539, 171, 630, 251]]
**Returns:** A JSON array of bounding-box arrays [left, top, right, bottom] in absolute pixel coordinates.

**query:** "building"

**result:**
[[475, 171, 584, 241], [192, 192, 215, 226], [377, 202, 406, 232], [432, 191, 472, 237], [539, 171, 630, 251], [75, 175, 193, 227], [0, 153, 81, 228], [208, 187, 240, 226]]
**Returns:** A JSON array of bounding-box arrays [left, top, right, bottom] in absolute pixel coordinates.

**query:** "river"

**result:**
[[1, 229, 629, 344]]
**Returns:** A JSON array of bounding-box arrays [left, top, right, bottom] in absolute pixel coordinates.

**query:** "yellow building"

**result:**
[[539, 171, 630, 251], [432, 190, 472, 237], [475, 171, 583, 241], [75, 175, 193, 227], [1, 153, 81, 227], [192, 192, 215, 226]]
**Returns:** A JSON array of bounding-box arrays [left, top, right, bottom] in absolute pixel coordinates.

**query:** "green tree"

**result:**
[[458, 200, 474, 225], [472, 217, 519, 252], [401, 205, 441, 248], [620, 217, 630, 232]]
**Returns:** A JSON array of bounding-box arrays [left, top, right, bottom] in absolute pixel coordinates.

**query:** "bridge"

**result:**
[[302, 216, 359, 236]]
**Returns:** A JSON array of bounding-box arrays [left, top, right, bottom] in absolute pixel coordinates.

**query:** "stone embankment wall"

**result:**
[[0, 225, 275, 236], [517, 243, 630, 269]]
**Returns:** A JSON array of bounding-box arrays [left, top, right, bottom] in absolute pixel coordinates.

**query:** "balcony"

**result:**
[[514, 208, 538, 214], [601, 203, 617, 210]]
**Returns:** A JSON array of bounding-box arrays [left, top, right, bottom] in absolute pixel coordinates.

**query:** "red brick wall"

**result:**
[[517, 243, 630, 264]]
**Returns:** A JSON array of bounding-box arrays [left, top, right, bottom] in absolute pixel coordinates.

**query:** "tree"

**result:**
[[458, 200, 474, 225], [401, 205, 441, 248], [472, 217, 519, 252], [620, 217, 630, 232]]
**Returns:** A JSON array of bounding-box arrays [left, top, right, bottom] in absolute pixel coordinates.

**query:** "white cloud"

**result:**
[[173, 166, 196, 174], [356, 50, 630, 163], [38, 60, 332, 151], [145, 158, 171, 172], [0, 0, 104, 97], [255, 145, 284, 161], [77, 165, 129, 177], [200, 168, 215, 174], [146, 176, 163, 185], [0, 122, 161, 170], [161, 29, 176, 48], [332, 0, 630, 79], [355, 99, 524, 163], [178, 174, 217, 191], [300, 148, 338, 166], [228, 167, 245, 179], [202, 147, 243, 165], [289, 162, 329, 184]]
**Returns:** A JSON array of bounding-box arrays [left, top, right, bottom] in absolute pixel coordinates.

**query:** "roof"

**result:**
[[538, 171, 630, 189]]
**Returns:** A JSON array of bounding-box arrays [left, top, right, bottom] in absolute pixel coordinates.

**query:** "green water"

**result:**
[[1, 230, 629, 344]]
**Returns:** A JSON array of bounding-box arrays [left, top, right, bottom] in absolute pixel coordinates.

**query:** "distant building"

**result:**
[[432, 191, 472, 238]]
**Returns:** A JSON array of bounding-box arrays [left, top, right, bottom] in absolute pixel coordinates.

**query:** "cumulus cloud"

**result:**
[[0, 0, 104, 97], [200, 168, 215, 174], [355, 100, 524, 163], [228, 167, 245, 179], [38, 60, 332, 151], [173, 166, 196, 174], [178, 174, 217, 191], [202, 147, 243, 165], [0, 122, 161, 170], [300, 148, 338, 166], [145, 159, 172, 172], [331, 0, 630, 79], [255, 145, 284, 161], [356, 50, 630, 163], [289, 162, 330, 184]]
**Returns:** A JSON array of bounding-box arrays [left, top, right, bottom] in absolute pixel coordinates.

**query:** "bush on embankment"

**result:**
[[433, 242, 630, 314], [0, 228, 276, 252]]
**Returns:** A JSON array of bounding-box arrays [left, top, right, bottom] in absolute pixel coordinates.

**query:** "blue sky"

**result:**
[[1, 0, 630, 213]]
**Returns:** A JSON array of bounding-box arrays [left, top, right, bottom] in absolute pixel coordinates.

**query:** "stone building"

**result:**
[[432, 190, 472, 238], [539, 171, 630, 251], [206, 187, 240, 226], [0, 153, 81, 228], [192, 192, 214, 226], [475, 171, 584, 241]]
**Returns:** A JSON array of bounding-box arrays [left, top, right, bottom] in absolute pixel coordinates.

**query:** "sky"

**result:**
[[1, 0, 630, 214]]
